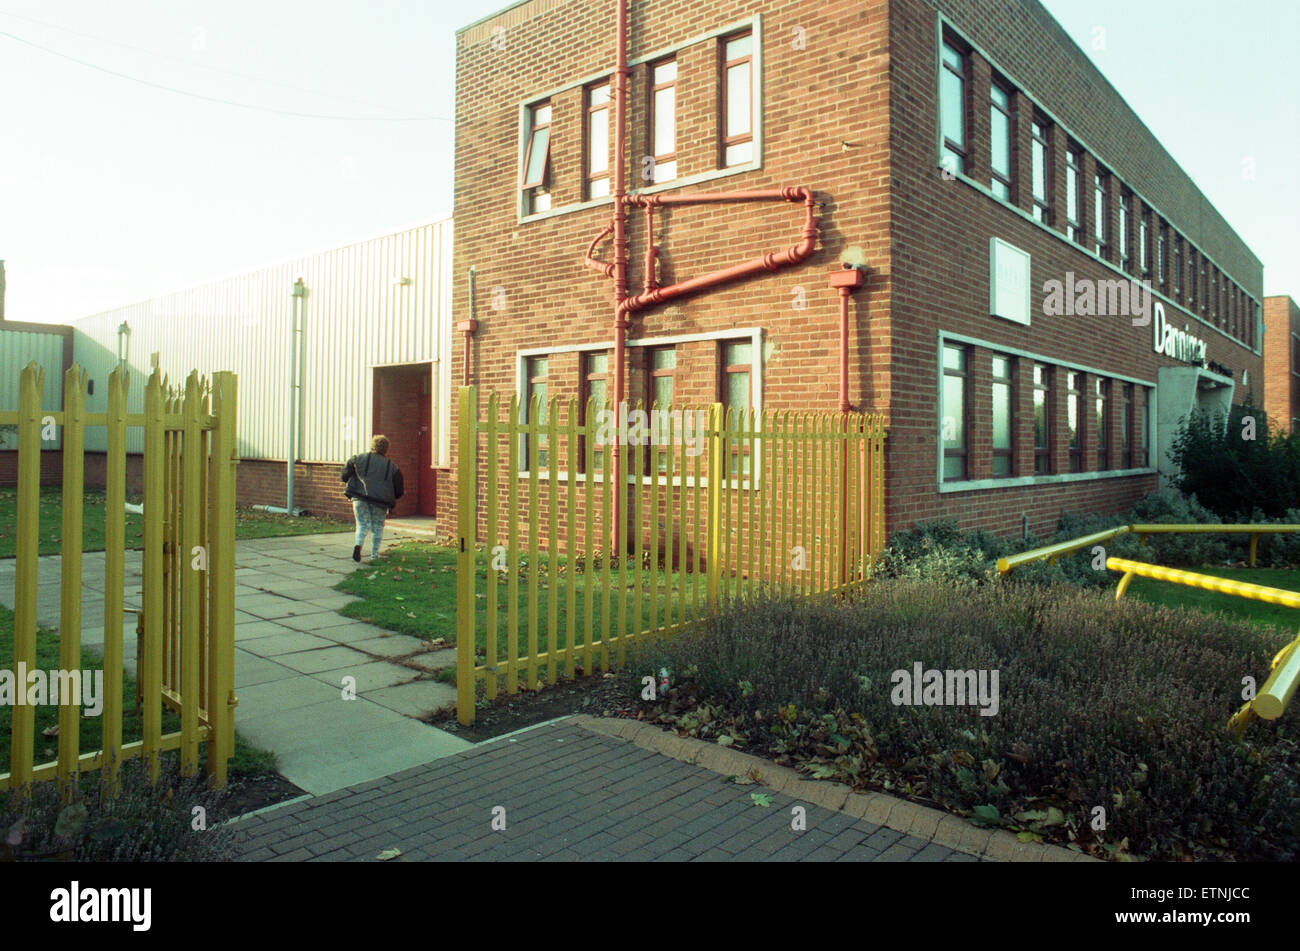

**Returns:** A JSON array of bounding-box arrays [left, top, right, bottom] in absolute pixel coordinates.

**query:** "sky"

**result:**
[[0, 0, 1295, 326]]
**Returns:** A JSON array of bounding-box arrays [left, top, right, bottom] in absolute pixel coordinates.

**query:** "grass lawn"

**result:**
[[0, 485, 349, 557], [335, 539, 703, 664], [0, 603, 276, 786], [1126, 565, 1300, 638]]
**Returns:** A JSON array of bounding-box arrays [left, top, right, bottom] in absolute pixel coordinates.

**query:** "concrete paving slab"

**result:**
[[275, 645, 376, 675], [235, 619, 296, 642], [234, 677, 341, 720], [235, 650, 299, 688], [240, 630, 337, 657], [404, 649, 458, 669], [348, 634, 429, 657], [276, 611, 363, 633], [307, 660, 420, 693], [364, 681, 458, 718]]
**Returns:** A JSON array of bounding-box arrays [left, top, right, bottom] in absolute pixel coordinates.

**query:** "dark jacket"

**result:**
[[342, 452, 404, 510]]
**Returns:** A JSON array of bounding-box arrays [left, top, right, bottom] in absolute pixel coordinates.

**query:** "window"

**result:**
[[1200, 259, 1208, 317], [721, 340, 753, 475], [1031, 117, 1051, 222], [1211, 269, 1219, 325], [1141, 387, 1152, 467], [585, 83, 611, 199], [648, 60, 677, 184], [1095, 378, 1111, 471], [1067, 371, 1082, 473], [580, 351, 608, 472], [721, 32, 754, 167], [989, 82, 1013, 200], [1157, 222, 1168, 290], [942, 345, 968, 481], [522, 103, 553, 214], [1173, 237, 1183, 299], [992, 355, 1014, 478], [1138, 213, 1149, 277], [939, 39, 967, 175], [1187, 249, 1197, 308], [1118, 191, 1131, 270], [1065, 148, 1082, 243], [1121, 383, 1133, 469], [1093, 172, 1109, 259], [646, 346, 676, 473], [524, 356, 549, 470], [1033, 364, 1051, 475]]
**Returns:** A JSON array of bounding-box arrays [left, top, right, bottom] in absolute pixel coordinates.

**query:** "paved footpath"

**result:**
[[232, 718, 977, 862], [0, 530, 470, 794]]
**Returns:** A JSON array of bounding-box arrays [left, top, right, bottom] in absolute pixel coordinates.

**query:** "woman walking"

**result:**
[[342, 435, 404, 562]]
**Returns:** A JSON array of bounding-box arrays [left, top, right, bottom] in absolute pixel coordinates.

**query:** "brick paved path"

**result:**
[[233, 719, 976, 862]]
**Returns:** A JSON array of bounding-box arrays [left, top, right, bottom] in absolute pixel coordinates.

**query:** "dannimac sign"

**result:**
[[1152, 301, 1206, 365]]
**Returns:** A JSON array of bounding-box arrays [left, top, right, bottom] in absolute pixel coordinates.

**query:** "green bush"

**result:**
[[622, 583, 1300, 861], [1169, 397, 1300, 520], [0, 758, 242, 861]]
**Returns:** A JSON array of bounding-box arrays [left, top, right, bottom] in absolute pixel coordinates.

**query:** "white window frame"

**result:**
[[514, 327, 765, 487]]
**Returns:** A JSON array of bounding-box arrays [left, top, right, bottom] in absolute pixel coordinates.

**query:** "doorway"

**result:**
[[372, 363, 436, 517]]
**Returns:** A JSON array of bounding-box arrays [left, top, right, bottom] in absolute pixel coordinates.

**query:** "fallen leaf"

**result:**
[[750, 792, 772, 807], [375, 848, 402, 861]]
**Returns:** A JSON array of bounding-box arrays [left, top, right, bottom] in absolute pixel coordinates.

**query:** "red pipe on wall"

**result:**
[[592, 0, 825, 550], [608, 0, 631, 548]]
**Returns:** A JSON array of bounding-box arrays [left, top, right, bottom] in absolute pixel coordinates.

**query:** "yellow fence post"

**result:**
[[707, 402, 723, 610], [456, 385, 478, 725], [102, 366, 128, 793], [56, 365, 87, 800], [141, 369, 166, 781], [485, 391, 499, 702], [206, 371, 238, 787], [9, 362, 44, 800], [178, 372, 202, 777]]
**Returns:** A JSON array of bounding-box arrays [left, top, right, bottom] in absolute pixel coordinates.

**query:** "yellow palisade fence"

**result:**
[[0, 361, 237, 798], [456, 385, 887, 725]]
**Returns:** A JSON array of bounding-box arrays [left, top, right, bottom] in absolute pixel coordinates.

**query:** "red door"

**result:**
[[372, 363, 436, 517]]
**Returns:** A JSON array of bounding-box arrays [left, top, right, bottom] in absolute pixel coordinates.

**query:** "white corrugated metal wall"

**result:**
[[71, 218, 454, 464], [0, 328, 66, 449]]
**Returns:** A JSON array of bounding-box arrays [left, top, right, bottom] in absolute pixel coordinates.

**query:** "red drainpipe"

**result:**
[[608, 0, 631, 550], [590, 0, 824, 551], [828, 264, 865, 584]]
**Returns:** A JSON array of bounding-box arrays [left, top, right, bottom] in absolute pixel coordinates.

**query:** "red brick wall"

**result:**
[[885, 0, 1262, 538], [446, 0, 1264, 547], [1263, 296, 1300, 433], [449, 0, 893, 542]]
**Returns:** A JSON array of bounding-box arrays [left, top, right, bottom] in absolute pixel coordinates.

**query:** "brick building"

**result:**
[[443, 0, 1266, 542], [1263, 296, 1300, 433]]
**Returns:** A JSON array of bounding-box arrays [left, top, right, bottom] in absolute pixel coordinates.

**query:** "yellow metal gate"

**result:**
[[1, 362, 238, 798]]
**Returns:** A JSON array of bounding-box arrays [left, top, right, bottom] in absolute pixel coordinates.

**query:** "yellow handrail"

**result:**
[[994, 526, 1131, 574], [1106, 557, 1300, 608], [999, 523, 1300, 573], [1104, 556, 1300, 735]]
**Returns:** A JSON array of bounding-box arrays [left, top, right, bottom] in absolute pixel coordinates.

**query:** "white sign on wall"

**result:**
[[990, 238, 1031, 326]]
